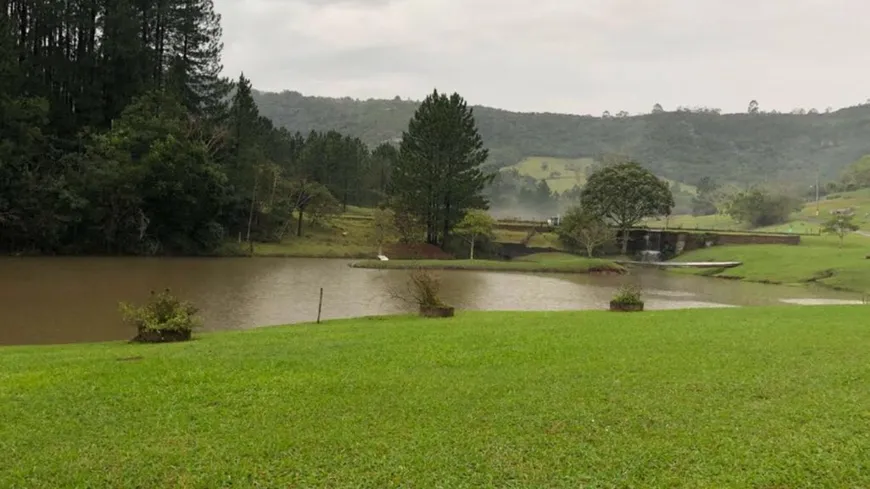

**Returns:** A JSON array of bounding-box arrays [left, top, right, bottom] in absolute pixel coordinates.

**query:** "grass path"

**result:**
[[2, 307, 870, 487]]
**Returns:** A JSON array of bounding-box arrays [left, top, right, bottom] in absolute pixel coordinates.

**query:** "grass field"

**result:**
[[249, 207, 569, 259], [3, 307, 870, 487], [673, 235, 870, 293], [503, 156, 595, 193], [352, 252, 622, 274], [250, 207, 379, 258], [645, 188, 870, 233], [796, 188, 870, 230], [504, 156, 697, 195]]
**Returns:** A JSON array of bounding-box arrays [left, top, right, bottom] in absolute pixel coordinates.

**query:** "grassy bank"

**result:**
[[243, 207, 379, 258], [352, 252, 623, 274], [3, 307, 870, 487], [673, 235, 870, 293]]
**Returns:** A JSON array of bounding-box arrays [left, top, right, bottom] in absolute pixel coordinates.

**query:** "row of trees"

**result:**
[[1, 0, 402, 254], [607, 100, 834, 118]]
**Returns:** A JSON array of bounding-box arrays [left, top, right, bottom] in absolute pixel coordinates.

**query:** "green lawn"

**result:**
[[673, 235, 870, 293], [504, 156, 595, 193], [251, 213, 379, 258], [352, 252, 623, 273], [492, 228, 564, 249], [646, 188, 870, 233], [505, 156, 696, 195], [797, 188, 870, 230], [3, 307, 870, 487]]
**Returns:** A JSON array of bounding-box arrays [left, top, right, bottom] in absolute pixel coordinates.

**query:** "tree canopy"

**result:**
[[821, 214, 859, 247], [454, 210, 496, 260], [0, 1, 396, 255], [726, 189, 802, 228], [388, 90, 491, 247], [581, 162, 674, 253], [556, 206, 613, 257]]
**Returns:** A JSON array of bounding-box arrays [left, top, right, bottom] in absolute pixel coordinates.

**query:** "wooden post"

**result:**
[[316, 288, 324, 324]]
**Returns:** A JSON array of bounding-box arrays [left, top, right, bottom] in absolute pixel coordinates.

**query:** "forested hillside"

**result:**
[[253, 90, 870, 186]]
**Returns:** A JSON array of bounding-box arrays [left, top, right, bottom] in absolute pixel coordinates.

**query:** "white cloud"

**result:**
[[216, 0, 870, 114]]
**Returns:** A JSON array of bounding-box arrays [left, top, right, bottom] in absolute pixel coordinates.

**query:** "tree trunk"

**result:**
[[245, 171, 259, 244], [441, 197, 451, 249], [469, 237, 475, 260], [586, 243, 594, 258], [621, 228, 630, 255], [296, 208, 304, 237]]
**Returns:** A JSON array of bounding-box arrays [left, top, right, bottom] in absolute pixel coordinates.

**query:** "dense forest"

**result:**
[[253, 91, 870, 186], [0, 0, 395, 255]]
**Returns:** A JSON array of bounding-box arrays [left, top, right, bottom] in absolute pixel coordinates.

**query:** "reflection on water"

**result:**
[[0, 257, 863, 346]]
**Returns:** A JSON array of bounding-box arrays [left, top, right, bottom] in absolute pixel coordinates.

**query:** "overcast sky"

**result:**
[[216, 0, 869, 115]]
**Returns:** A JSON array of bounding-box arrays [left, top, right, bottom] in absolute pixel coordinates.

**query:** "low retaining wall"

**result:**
[[626, 229, 801, 257], [714, 233, 801, 246], [494, 221, 552, 233]]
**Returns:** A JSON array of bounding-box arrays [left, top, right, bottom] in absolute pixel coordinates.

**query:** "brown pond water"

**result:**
[[0, 257, 863, 346]]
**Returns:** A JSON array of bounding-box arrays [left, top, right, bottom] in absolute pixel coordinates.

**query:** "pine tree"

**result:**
[[389, 89, 490, 246], [165, 0, 229, 117], [368, 142, 398, 205]]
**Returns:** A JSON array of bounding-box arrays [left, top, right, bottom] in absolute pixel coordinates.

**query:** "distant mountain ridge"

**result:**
[[252, 89, 870, 187]]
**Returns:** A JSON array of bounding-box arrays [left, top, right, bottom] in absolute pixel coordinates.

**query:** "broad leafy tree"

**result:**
[[371, 208, 399, 255], [454, 210, 495, 260], [822, 214, 859, 247], [727, 189, 802, 228], [581, 162, 674, 254], [389, 89, 490, 247], [557, 207, 614, 257]]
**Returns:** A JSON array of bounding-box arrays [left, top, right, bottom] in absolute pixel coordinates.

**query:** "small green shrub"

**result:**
[[120, 289, 201, 334], [612, 284, 643, 305]]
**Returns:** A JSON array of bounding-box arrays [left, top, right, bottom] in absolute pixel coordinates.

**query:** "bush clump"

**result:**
[[611, 284, 643, 306], [407, 268, 445, 308], [389, 268, 454, 317], [120, 289, 201, 343]]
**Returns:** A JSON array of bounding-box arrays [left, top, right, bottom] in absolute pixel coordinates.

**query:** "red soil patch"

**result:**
[[384, 243, 453, 260]]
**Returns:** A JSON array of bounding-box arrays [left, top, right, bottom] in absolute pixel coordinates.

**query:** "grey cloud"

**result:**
[[215, 0, 870, 114], [286, 44, 434, 79]]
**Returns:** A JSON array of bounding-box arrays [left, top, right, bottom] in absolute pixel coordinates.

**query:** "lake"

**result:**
[[0, 257, 862, 346]]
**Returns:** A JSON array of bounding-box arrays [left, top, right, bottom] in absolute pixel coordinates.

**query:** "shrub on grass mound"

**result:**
[[390, 268, 455, 318], [610, 284, 644, 312], [120, 289, 201, 343]]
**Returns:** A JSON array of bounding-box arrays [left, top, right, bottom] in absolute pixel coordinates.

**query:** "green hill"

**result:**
[[645, 188, 870, 232], [253, 90, 870, 187], [507, 156, 697, 194], [506, 156, 595, 193]]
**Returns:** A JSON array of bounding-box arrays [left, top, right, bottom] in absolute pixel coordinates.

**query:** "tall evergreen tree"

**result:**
[[0, 0, 388, 255], [367, 142, 398, 205], [165, 0, 229, 117], [389, 89, 490, 246]]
